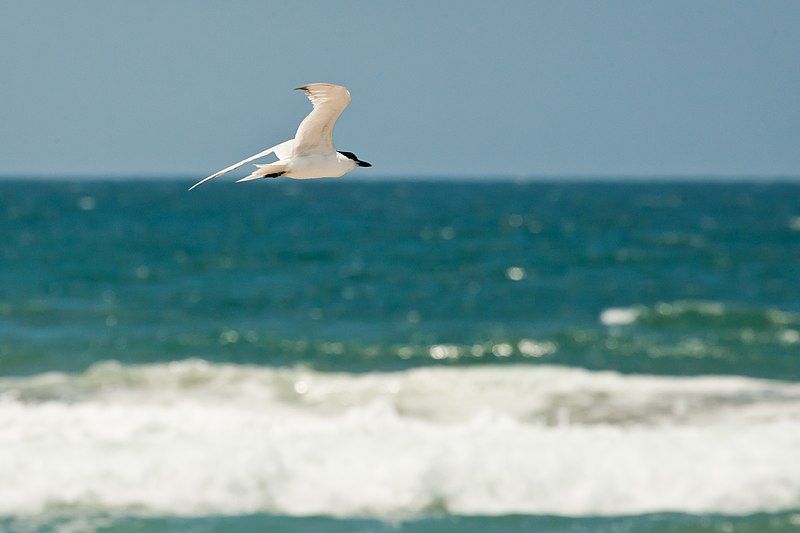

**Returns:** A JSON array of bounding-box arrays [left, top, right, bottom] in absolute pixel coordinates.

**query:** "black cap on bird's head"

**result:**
[[338, 151, 372, 167]]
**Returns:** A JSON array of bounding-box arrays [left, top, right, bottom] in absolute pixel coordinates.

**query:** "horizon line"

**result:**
[[2, 174, 800, 183]]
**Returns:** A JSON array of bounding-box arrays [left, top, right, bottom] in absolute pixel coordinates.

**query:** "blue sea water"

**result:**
[[1, 180, 799, 531]]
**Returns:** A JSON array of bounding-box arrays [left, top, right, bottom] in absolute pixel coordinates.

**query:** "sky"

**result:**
[[1, 0, 799, 179]]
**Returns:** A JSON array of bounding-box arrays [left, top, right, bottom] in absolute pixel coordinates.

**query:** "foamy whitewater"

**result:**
[[2, 361, 799, 518]]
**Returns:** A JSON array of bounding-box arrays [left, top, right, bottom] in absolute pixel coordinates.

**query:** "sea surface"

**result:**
[[0, 179, 799, 532]]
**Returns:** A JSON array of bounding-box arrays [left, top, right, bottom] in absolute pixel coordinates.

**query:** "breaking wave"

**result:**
[[1, 360, 799, 518]]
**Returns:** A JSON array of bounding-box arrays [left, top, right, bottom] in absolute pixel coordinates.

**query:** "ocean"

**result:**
[[0, 179, 799, 531]]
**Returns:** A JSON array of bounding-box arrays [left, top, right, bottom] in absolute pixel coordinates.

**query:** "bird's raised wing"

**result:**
[[293, 83, 351, 156], [189, 139, 294, 190]]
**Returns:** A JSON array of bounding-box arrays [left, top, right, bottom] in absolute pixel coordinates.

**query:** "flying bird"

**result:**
[[189, 83, 371, 190]]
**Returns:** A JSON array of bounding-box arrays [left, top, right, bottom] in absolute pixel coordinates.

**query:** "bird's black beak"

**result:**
[[357, 160, 372, 167]]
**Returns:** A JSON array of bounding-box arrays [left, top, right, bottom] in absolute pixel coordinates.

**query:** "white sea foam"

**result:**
[[599, 307, 640, 325], [1, 361, 799, 518], [599, 301, 800, 328]]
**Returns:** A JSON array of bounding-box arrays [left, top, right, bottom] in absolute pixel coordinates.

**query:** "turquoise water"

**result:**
[[1, 180, 799, 531], [2, 181, 799, 377], [4, 511, 800, 532]]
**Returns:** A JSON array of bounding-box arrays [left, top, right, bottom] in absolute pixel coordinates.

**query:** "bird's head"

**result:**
[[337, 151, 372, 168]]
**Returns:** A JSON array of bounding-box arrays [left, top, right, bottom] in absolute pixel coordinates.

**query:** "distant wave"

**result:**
[[3, 299, 800, 380], [1, 361, 799, 518], [600, 300, 800, 328]]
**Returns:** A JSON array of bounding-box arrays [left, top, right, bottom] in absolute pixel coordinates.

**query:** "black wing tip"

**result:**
[[294, 85, 308, 91]]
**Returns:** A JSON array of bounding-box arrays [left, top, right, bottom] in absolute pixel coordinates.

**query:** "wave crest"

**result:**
[[600, 301, 800, 329], [1, 361, 799, 517]]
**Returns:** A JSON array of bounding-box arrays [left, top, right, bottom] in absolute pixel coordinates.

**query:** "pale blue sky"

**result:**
[[1, 1, 799, 178]]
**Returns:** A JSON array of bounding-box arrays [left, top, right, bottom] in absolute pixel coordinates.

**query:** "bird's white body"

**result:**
[[190, 83, 369, 190], [284, 152, 356, 179]]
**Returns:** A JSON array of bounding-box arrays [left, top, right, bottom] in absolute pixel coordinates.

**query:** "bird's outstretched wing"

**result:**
[[293, 83, 351, 156], [189, 139, 294, 190]]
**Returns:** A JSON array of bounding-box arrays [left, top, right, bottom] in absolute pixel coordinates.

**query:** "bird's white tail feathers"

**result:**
[[236, 162, 288, 183]]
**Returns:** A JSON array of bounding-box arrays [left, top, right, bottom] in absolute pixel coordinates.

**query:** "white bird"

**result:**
[[189, 83, 371, 190]]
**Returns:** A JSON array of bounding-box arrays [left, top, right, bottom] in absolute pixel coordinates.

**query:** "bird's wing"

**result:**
[[293, 83, 351, 156], [273, 139, 295, 160], [189, 141, 290, 190]]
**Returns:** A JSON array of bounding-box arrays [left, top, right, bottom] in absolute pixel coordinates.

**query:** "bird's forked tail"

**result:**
[[236, 162, 288, 183]]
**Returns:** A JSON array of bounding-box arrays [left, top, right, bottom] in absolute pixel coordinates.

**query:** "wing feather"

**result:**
[[293, 83, 351, 156], [189, 141, 289, 190]]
